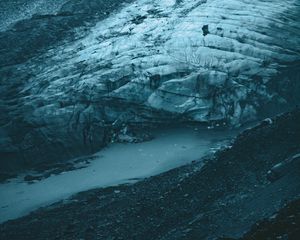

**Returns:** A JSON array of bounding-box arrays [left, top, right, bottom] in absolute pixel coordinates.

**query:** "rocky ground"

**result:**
[[0, 109, 299, 240], [236, 198, 300, 240], [0, 0, 67, 30], [1, 0, 300, 172]]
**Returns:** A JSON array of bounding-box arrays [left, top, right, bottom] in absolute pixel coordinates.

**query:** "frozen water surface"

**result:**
[[0, 126, 236, 223]]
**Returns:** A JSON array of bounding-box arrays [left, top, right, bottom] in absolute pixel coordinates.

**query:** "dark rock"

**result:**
[[131, 15, 147, 25], [267, 153, 300, 182], [24, 175, 43, 182], [237, 199, 300, 240], [0, 172, 16, 183], [114, 125, 154, 143], [202, 24, 209, 36]]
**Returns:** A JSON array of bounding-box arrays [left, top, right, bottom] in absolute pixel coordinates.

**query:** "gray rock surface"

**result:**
[[0, 0, 300, 170]]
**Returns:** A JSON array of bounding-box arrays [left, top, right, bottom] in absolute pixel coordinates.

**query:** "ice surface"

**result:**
[[0, 127, 234, 223]]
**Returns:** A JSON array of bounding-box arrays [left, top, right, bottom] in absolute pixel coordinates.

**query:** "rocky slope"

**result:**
[[0, 109, 299, 240], [0, 0, 300, 170], [237, 198, 300, 240], [0, 0, 67, 31]]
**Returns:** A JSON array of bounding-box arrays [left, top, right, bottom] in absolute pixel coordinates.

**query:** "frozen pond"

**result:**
[[0, 126, 236, 223]]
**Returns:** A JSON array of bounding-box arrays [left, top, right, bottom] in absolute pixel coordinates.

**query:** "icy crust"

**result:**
[[24, 0, 300, 123], [0, 0, 299, 168]]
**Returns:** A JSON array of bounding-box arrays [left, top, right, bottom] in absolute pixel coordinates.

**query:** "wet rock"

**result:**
[[0, 172, 16, 183], [237, 199, 300, 240], [267, 153, 300, 182], [24, 175, 43, 182], [261, 118, 273, 126], [131, 15, 147, 25], [115, 127, 154, 143], [202, 24, 209, 36]]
